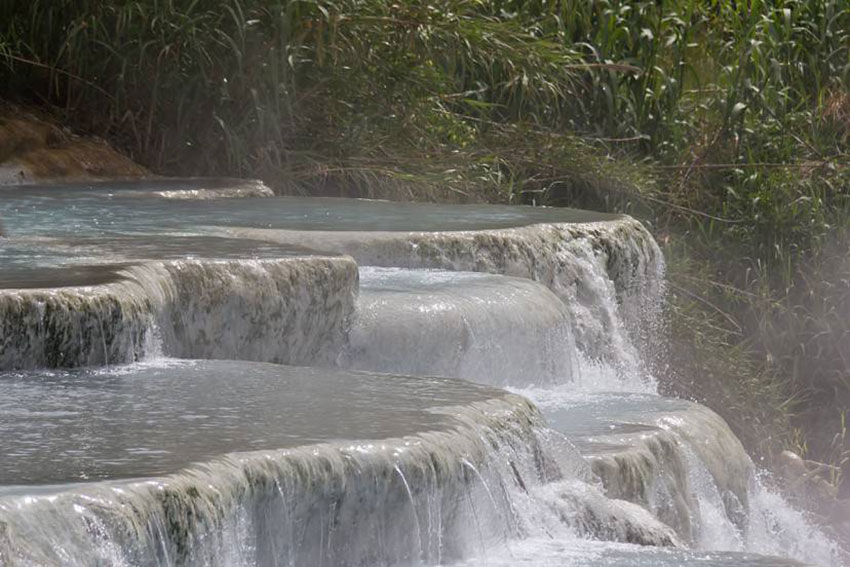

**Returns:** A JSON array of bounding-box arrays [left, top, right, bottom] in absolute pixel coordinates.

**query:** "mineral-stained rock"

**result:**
[[0, 105, 148, 185]]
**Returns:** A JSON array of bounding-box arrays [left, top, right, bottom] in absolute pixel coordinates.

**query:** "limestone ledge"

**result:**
[[0, 109, 147, 185], [0, 255, 358, 370], [220, 217, 664, 361], [572, 399, 753, 545], [0, 390, 542, 566]]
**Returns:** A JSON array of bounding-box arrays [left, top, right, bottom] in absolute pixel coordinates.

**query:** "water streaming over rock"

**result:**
[[0, 237, 357, 370], [228, 217, 664, 370], [527, 390, 839, 556], [0, 182, 843, 566], [0, 360, 677, 566], [342, 267, 578, 387], [342, 261, 841, 565]]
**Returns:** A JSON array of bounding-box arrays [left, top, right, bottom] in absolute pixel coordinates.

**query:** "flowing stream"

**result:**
[[0, 179, 843, 566]]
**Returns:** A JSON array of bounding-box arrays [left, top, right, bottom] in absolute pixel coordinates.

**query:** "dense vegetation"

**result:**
[[2, 0, 849, 475]]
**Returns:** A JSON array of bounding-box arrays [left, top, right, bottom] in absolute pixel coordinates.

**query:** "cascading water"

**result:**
[[0, 180, 843, 566], [0, 236, 357, 370], [342, 267, 578, 387], [224, 217, 662, 370], [0, 361, 542, 565], [342, 264, 841, 565], [0, 360, 687, 566]]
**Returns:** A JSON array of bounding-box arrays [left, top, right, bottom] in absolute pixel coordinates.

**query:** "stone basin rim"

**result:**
[[0, 234, 349, 289], [212, 217, 636, 250], [0, 395, 522, 500], [0, 255, 348, 290], [0, 176, 268, 192], [0, 359, 535, 486]]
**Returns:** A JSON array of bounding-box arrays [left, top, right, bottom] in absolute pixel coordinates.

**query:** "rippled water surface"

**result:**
[[0, 181, 616, 238], [531, 391, 693, 441], [0, 359, 503, 485], [0, 235, 322, 286]]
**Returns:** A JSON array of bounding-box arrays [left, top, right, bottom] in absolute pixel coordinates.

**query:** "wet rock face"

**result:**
[[0, 282, 157, 369], [539, 394, 757, 548], [588, 430, 696, 542], [537, 480, 684, 548], [0, 257, 358, 370], [160, 258, 358, 365]]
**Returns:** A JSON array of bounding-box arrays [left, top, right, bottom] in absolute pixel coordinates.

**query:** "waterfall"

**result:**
[[0, 361, 679, 566], [320, 221, 839, 564], [343, 267, 578, 387], [0, 187, 844, 566], [227, 217, 664, 370]]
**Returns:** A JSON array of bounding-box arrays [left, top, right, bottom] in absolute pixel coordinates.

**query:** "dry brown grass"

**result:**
[[823, 90, 850, 142]]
